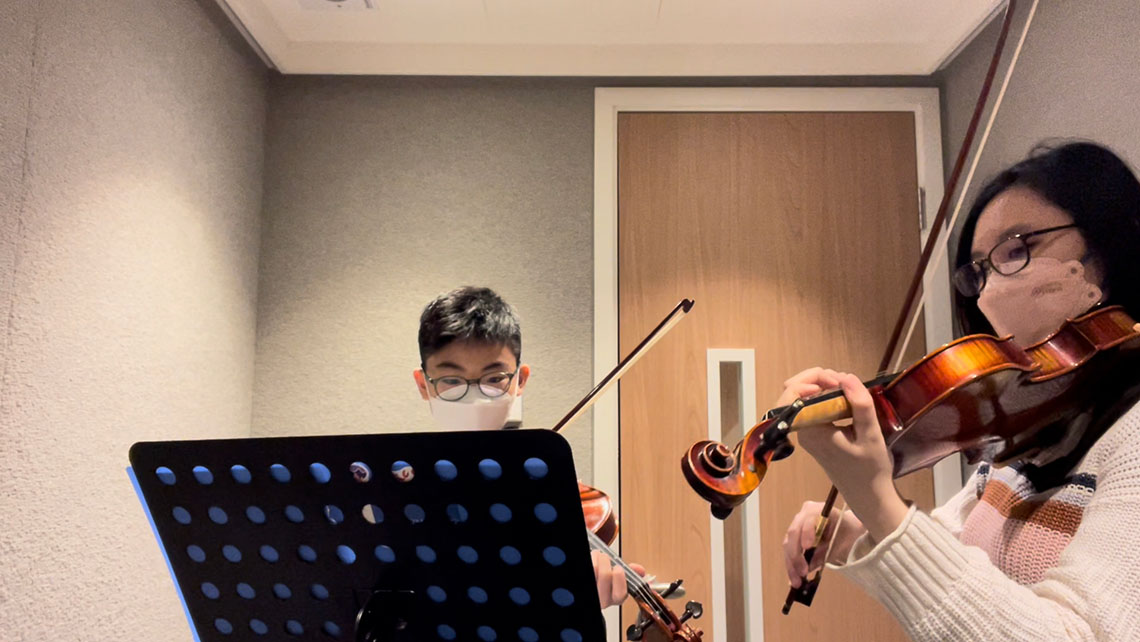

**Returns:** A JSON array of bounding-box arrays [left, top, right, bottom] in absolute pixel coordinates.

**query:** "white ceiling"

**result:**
[[219, 0, 1003, 76]]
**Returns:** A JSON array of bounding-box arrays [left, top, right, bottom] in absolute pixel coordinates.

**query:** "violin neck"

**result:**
[[770, 372, 895, 432], [585, 529, 651, 589]]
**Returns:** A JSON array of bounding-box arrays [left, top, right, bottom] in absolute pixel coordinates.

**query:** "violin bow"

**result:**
[[787, 0, 1042, 613], [552, 298, 695, 433]]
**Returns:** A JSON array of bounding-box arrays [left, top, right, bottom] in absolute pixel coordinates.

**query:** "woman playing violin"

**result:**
[[782, 142, 1140, 640]]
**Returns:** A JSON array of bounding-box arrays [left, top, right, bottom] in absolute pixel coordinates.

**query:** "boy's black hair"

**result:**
[[418, 286, 522, 366]]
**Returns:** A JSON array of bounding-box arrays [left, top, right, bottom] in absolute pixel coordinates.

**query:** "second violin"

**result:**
[[682, 305, 1140, 519]]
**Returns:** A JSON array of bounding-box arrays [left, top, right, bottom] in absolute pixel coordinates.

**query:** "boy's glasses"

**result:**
[[423, 370, 518, 402]]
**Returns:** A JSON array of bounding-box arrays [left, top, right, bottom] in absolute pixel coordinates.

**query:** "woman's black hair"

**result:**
[[953, 141, 1140, 336]]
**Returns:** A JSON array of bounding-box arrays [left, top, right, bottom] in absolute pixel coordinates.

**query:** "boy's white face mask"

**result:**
[[428, 389, 517, 431]]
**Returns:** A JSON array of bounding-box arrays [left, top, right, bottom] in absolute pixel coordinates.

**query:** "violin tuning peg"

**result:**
[[681, 600, 704, 622]]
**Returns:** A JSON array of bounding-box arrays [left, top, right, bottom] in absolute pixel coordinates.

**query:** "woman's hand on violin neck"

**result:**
[[796, 372, 909, 542], [774, 367, 843, 407], [592, 550, 646, 609]]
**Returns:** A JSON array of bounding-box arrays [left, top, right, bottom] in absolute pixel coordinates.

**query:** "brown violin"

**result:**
[[551, 299, 703, 640], [683, 305, 1140, 518], [579, 482, 703, 642]]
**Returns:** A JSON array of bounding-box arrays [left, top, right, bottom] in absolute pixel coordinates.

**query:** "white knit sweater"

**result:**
[[833, 401, 1140, 641]]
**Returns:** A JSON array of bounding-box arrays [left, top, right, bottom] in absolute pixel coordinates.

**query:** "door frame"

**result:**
[[592, 88, 959, 630]]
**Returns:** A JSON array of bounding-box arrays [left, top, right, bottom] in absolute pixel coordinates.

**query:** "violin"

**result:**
[[682, 305, 1140, 608], [549, 299, 704, 640], [683, 305, 1140, 513], [580, 481, 704, 642]]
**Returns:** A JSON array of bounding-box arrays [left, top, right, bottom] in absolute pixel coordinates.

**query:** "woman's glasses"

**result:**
[[953, 224, 1077, 297]]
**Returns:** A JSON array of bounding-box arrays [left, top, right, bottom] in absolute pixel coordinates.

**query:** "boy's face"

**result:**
[[413, 340, 530, 401]]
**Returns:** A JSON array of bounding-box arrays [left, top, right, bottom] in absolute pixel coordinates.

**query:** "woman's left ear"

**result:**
[[516, 364, 531, 394]]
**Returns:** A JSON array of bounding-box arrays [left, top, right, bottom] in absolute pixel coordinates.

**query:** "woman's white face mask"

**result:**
[[428, 388, 517, 431], [978, 257, 1103, 346]]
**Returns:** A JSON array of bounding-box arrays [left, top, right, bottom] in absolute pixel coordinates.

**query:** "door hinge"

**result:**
[[918, 187, 928, 231]]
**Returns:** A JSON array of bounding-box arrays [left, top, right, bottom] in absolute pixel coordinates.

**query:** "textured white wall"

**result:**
[[0, 2, 266, 640], [938, 0, 1140, 208], [253, 77, 597, 478]]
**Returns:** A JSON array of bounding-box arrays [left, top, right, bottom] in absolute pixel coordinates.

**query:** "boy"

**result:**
[[412, 286, 641, 609]]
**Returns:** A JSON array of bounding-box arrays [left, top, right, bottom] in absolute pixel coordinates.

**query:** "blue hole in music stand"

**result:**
[[518, 627, 539, 642], [237, 583, 256, 599], [509, 587, 530, 605], [404, 504, 426, 524], [310, 462, 332, 484], [427, 585, 447, 603], [363, 504, 384, 524], [285, 505, 304, 523], [477, 625, 497, 641], [187, 545, 205, 562], [524, 458, 548, 479], [446, 504, 468, 524], [457, 545, 478, 564], [222, 545, 241, 563], [249, 619, 268, 635], [270, 464, 291, 483], [375, 545, 395, 563], [437, 624, 457, 640], [273, 583, 292, 600], [543, 546, 566, 566], [231, 464, 252, 484], [490, 503, 512, 523], [534, 503, 557, 523], [468, 586, 489, 604], [201, 582, 220, 600], [286, 619, 303, 636], [156, 467, 176, 485], [478, 459, 502, 480], [172, 506, 191, 524], [260, 545, 279, 563], [208, 506, 228, 524], [323, 621, 342, 638], [311, 583, 329, 600], [435, 459, 458, 481], [298, 545, 317, 563], [193, 466, 214, 485], [552, 588, 574, 607], [324, 504, 345, 525], [416, 545, 437, 563], [214, 618, 232, 634], [560, 629, 582, 642], [336, 545, 356, 564], [499, 546, 522, 565]]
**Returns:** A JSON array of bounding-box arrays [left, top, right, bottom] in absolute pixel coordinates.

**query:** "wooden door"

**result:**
[[617, 112, 935, 641]]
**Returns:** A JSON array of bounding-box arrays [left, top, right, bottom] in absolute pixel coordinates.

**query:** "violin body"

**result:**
[[683, 306, 1140, 516], [579, 482, 703, 641], [579, 481, 619, 545]]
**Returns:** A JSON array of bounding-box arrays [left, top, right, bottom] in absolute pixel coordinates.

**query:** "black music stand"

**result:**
[[128, 429, 606, 642]]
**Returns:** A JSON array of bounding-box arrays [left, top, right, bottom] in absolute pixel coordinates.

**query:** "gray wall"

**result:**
[[0, 2, 266, 640], [938, 0, 1140, 207], [251, 75, 936, 483], [253, 77, 598, 477]]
